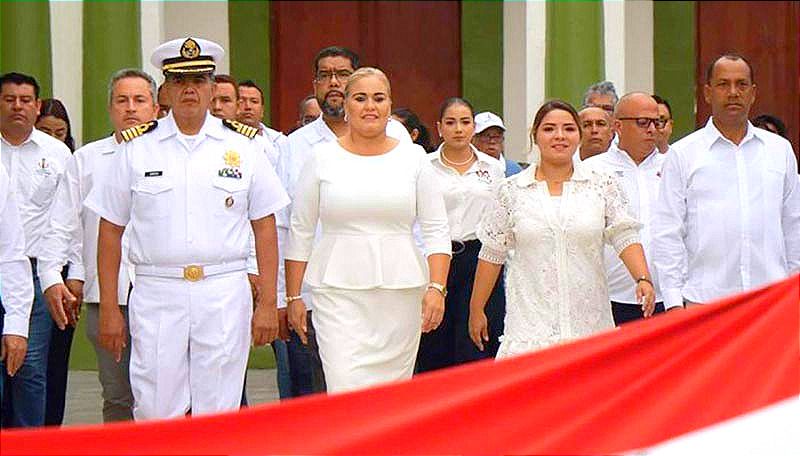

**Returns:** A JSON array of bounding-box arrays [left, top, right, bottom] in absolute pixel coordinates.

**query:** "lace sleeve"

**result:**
[[477, 180, 515, 264], [601, 172, 642, 255]]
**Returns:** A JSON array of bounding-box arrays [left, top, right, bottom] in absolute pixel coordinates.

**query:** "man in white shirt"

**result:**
[[38, 68, 160, 422], [652, 95, 674, 154], [653, 53, 800, 310], [585, 93, 667, 325], [238, 80, 283, 168], [0, 72, 72, 427], [576, 106, 614, 163], [85, 37, 289, 420], [278, 46, 411, 394], [0, 162, 35, 401], [472, 111, 522, 177]]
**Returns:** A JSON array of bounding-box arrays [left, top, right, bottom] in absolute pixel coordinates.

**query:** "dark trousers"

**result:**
[[301, 312, 326, 393], [416, 240, 506, 373], [43, 264, 74, 425], [611, 300, 665, 326]]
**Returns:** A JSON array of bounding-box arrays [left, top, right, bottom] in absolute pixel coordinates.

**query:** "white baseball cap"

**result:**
[[474, 111, 506, 134], [150, 37, 224, 76]]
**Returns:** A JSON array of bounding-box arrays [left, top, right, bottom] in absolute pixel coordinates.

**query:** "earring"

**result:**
[[344, 113, 349, 122]]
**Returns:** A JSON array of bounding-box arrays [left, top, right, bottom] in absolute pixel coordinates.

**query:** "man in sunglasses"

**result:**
[[584, 92, 667, 325]]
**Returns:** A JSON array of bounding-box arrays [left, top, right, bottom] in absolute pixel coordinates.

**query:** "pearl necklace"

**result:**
[[441, 149, 475, 166]]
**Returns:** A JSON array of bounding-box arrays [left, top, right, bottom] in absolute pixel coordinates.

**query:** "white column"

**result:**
[[503, 1, 546, 164], [163, 1, 230, 75], [49, 1, 83, 147], [603, 0, 654, 96], [624, 0, 654, 93], [141, 0, 166, 83], [603, 0, 626, 94]]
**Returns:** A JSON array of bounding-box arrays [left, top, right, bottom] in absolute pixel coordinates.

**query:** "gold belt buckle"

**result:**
[[183, 265, 205, 282]]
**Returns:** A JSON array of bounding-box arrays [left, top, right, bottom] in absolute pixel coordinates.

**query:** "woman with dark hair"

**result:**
[[36, 98, 75, 152], [415, 97, 506, 372], [392, 107, 434, 152], [469, 100, 655, 358]]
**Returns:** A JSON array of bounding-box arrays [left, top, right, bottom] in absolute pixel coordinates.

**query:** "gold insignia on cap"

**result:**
[[223, 150, 241, 167], [222, 119, 258, 139], [120, 121, 158, 142], [180, 38, 201, 59]]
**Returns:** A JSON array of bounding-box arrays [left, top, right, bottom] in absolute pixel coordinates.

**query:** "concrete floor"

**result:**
[[63, 369, 280, 426]]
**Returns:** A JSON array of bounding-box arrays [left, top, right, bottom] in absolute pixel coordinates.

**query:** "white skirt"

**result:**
[[311, 286, 425, 393]]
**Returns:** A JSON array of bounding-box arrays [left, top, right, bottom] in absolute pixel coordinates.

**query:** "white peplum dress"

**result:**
[[285, 141, 451, 393]]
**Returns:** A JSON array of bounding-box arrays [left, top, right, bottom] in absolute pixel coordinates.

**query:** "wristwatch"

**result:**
[[427, 282, 447, 297]]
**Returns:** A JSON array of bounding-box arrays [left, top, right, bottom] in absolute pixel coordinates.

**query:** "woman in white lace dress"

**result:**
[[468, 100, 656, 358]]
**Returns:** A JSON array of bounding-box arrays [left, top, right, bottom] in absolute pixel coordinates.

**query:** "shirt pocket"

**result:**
[[132, 178, 174, 219], [212, 176, 249, 216], [30, 174, 59, 206]]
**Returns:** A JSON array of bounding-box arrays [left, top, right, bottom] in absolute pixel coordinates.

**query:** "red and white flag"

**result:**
[[2, 274, 798, 455]]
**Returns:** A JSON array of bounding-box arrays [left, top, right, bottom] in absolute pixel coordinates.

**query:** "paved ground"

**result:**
[[64, 369, 280, 426]]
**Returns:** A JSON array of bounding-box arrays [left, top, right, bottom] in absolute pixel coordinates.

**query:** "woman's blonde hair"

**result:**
[[344, 67, 392, 98]]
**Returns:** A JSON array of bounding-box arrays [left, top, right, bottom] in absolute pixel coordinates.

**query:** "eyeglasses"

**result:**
[[617, 117, 667, 129], [478, 133, 504, 142], [314, 70, 353, 83]]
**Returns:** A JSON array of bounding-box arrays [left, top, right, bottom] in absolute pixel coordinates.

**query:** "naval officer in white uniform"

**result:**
[[85, 37, 289, 420]]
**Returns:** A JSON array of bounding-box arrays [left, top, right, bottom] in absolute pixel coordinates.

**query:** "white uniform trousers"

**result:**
[[128, 270, 251, 420], [312, 286, 425, 394]]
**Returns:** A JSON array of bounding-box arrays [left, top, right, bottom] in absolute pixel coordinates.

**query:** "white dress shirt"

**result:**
[[653, 119, 800, 309], [584, 145, 665, 304], [275, 116, 411, 308], [428, 145, 504, 242], [1, 128, 72, 258], [85, 113, 289, 268], [285, 141, 450, 289], [256, 122, 283, 168], [37, 135, 133, 304], [0, 162, 34, 337]]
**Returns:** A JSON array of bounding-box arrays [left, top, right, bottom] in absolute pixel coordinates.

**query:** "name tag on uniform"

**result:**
[[144, 171, 163, 177]]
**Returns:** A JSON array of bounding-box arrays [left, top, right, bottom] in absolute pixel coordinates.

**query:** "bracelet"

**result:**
[[284, 295, 303, 304], [636, 276, 653, 287], [427, 282, 447, 298]]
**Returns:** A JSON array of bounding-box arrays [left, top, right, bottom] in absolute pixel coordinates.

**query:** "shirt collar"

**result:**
[[702, 117, 762, 148], [306, 115, 337, 145], [431, 144, 496, 170], [155, 111, 224, 141], [609, 143, 660, 168]]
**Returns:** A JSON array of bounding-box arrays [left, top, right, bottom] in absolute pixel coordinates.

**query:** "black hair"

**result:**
[[313, 46, 360, 74], [0, 72, 40, 98], [752, 114, 788, 138], [392, 108, 434, 153], [705, 53, 755, 84], [238, 80, 264, 104], [651, 94, 672, 118], [438, 97, 474, 121], [37, 98, 75, 152]]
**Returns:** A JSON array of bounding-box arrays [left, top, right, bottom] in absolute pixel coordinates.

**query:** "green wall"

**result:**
[[229, 0, 272, 125], [461, 0, 503, 115], [545, 1, 604, 107], [0, 1, 52, 98], [654, 1, 696, 141], [83, 1, 141, 143]]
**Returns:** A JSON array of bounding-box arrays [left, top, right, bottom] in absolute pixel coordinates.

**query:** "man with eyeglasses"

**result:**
[[277, 46, 410, 395], [472, 112, 521, 177], [653, 53, 800, 312], [652, 94, 674, 154], [85, 37, 289, 420], [576, 106, 614, 162], [584, 92, 667, 325]]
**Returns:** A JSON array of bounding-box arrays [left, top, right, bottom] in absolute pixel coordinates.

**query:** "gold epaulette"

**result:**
[[222, 119, 258, 139], [120, 121, 158, 142]]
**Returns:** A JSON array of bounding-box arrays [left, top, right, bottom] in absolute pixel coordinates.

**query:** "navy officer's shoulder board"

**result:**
[[222, 119, 258, 139], [120, 121, 158, 142]]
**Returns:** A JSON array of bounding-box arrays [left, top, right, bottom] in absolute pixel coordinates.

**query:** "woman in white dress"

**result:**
[[468, 100, 656, 358], [284, 67, 452, 392]]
